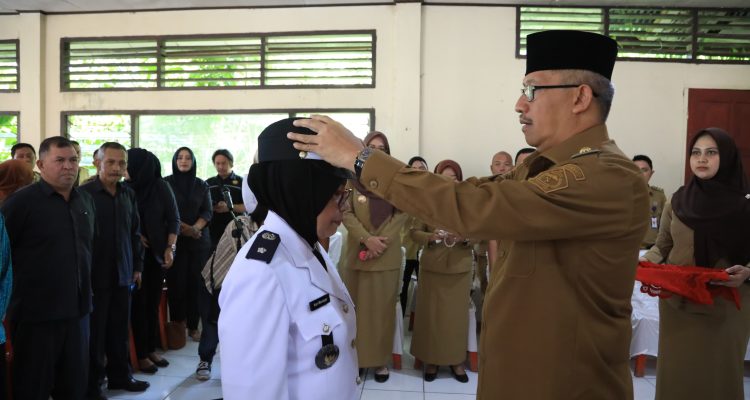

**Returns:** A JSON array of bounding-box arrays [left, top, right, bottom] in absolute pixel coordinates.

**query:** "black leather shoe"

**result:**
[[373, 371, 389, 383], [108, 377, 150, 392], [149, 355, 169, 367], [86, 393, 107, 400], [137, 363, 158, 374], [424, 371, 437, 382], [450, 366, 469, 383]]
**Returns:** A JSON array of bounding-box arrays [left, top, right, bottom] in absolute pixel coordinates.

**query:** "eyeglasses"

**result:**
[[520, 84, 581, 102], [333, 188, 352, 210]]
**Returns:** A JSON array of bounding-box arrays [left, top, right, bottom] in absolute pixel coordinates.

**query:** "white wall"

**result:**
[[0, 4, 748, 196]]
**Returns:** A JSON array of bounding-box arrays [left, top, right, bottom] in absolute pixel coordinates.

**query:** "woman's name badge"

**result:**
[[651, 217, 658, 229]]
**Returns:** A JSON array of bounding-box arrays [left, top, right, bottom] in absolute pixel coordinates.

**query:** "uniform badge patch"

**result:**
[[245, 230, 281, 263], [529, 164, 586, 193], [316, 334, 339, 369]]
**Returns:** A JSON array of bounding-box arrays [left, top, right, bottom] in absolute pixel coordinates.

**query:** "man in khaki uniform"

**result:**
[[290, 30, 649, 400], [633, 154, 667, 249]]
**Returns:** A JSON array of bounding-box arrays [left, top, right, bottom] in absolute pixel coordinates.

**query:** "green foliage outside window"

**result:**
[[0, 114, 18, 161]]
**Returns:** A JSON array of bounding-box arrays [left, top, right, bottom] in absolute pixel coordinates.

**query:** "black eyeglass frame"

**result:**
[[520, 84, 599, 102]]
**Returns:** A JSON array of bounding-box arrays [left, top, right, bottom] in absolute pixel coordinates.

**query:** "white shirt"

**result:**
[[219, 211, 360, 400]]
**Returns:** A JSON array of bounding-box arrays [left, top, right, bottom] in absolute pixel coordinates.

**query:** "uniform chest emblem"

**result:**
[[315, 342, 340, 370], [529, 164, 586, 193]]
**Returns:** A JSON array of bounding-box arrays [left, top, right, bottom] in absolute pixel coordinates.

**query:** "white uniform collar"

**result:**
[[263, 211, 350, 304]]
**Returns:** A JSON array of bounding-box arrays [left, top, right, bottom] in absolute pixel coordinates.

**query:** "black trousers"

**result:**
[[11, 316, 88, 400], [168, 236, 210, 331], [131, 253, 163, 359], [197, 285, 220, 363], [88, 286, 131, 395], [400, 259, 420, 316]]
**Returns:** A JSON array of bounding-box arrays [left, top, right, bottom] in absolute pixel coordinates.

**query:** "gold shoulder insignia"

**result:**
[[651, 185, 664, 192], [529, 164, 587, 194], [571, 147, 601, 159]]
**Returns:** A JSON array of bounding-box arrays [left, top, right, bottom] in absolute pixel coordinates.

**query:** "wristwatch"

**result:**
[[170, 243, 177, 253], [354, 147, 374, 179]]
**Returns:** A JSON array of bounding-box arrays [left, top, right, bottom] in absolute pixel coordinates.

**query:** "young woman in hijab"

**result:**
[[165, 147, 212, 343], [0, 159, 34, 206], [340, 131, 408, 382], [642, 128, 750, 400], [409, 159, 475, 383], [399, 156, 428, 316], [127, 148, 180, 372], [218, 118, 358, 399]]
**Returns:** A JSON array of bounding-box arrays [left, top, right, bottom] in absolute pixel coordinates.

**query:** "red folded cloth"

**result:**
[[636, 261, 741, 309]]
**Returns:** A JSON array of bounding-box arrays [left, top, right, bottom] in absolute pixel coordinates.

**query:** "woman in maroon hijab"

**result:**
[[340, 131, 408, 382], [642, 128, 750, 400], [409, 160, 475, 383]]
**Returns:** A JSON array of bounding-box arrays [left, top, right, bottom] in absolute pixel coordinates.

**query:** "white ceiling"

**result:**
[[0, 0, 747, 14]]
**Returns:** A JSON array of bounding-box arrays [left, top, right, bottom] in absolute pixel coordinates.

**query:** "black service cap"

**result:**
[[526, 30, 618, 80]]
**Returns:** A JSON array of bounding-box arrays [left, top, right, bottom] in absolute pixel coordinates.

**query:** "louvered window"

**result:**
[[62, 31, 375, 91], [518, 7, 749, 64], [697, 10, 750, 62], [0, 40, 19, 91]]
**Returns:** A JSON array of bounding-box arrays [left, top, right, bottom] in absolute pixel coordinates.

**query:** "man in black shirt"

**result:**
[[81, 142, 149, 399], [206, 149, 245, 250], [1, 136, 95, 399]]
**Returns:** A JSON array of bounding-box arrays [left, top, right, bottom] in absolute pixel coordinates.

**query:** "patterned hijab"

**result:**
[[671, 127, 750, 267]]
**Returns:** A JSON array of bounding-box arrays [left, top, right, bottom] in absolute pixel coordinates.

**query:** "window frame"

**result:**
[[60, 30, 377, 92], [516, 6, 750, 65], [61, 108, 376, 147], [0, 39, 20, 92]]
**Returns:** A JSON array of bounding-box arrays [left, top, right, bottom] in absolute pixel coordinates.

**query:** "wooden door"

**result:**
[[686, 89, 750, 182]]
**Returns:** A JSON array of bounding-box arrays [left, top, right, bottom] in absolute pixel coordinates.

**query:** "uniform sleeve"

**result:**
[[130, 193, 144, 273], [218, 263, 290, 400], [198, 181, 213, 222], [409, 220, 433, 246], [342, 187, 371, 243], [360, 150, 647, 242], [161, 181, 181, 235], [644, 203, 673, 263]]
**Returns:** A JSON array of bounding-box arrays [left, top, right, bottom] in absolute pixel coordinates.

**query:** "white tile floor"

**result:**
[[106, 323, 750, 400]]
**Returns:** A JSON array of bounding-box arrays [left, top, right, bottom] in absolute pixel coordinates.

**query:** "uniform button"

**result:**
[[356, 376, 362, 385], [369, 180, 378, 189], [351, 339, 356, 348], [342, 304, 349, 313], [322, 323, 330, 334]]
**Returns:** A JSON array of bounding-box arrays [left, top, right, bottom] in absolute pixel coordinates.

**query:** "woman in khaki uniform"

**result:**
[[410, 160, 474, 383], [642, 128, 750, 400], [341, 132, 407, 383], [399, 156, 429, 316]]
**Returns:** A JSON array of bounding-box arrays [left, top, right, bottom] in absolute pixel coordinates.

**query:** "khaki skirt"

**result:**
[[343, 268, 400, 368], [411, 270, 472, 365]]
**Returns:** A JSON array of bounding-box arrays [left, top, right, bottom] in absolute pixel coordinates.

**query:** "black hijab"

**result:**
[[127, 148, 162, 215], [248, 118, 348, 247], [671, 127, 750, 267], [170, 146, 197, 199]]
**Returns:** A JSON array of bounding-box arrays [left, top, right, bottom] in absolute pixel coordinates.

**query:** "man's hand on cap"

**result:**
[[288, 115, 364, 171]]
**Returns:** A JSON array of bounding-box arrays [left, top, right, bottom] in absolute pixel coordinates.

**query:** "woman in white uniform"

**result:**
[[218, 118, 359, 400]]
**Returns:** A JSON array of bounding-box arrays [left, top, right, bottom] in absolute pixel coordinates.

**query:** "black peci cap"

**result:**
[[526, 30, 618, 80], [257, 117, 353, 179]]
